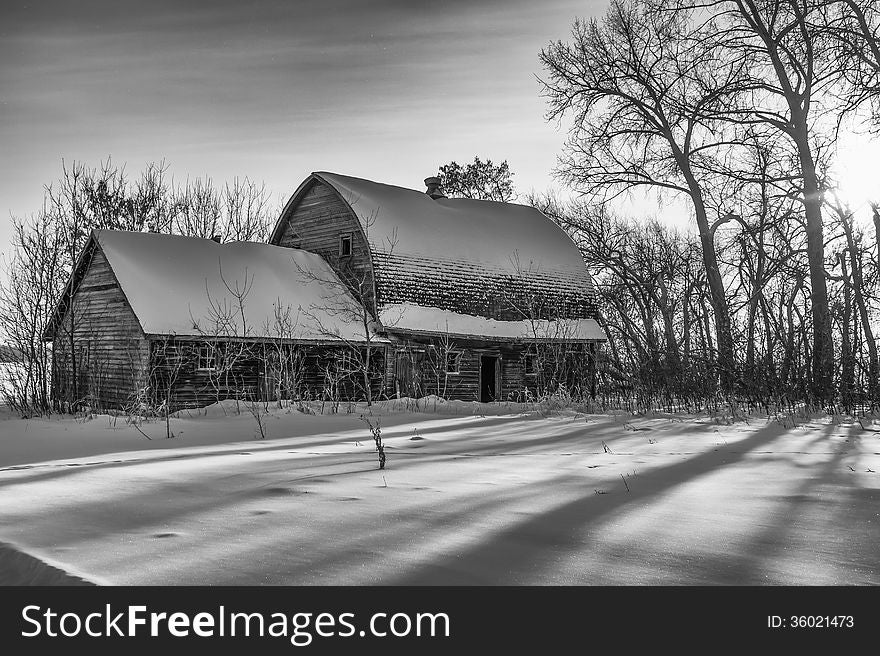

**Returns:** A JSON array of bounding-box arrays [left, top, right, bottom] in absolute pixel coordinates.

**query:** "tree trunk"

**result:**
[[745, 226, 767, 383], [873, 206, 880, 273], [839, 253, 854, 405], [682, 282, 692, 370], [678, 160, 734, 392], [363, 344, 372, 407], [841, 222, 879, 398], [656, 279, 682, 381], [761, 297, 775, 395], [796, 134, 833, 401]]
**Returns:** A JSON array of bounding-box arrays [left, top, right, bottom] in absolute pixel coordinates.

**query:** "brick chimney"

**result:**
[[424, 176, 446, 200]]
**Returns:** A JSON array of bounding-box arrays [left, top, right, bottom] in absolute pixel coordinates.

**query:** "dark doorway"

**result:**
[[480, 355, 498, 402]]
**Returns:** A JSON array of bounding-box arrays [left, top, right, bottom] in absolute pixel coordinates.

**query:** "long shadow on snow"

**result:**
[[0, 454, 384, 543], [206, 475, 553, 585], [391, 419, 795, 584], [0, 432, 419, 490], [0, 414, 533, 489], [0, 417, 608, 492], [0, 410, 745, 545], [0, 428, 572, 541], [695, 422, 880, 584], [0, 415, 768, 571]]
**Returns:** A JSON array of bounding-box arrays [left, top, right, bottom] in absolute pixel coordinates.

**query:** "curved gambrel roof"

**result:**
[[272, 172, 603, 339]]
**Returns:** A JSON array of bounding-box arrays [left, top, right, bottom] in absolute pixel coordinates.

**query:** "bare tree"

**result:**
[[360, 414, 386, 470], [820, 0, 880, 122], [297, 208, 396, 407], [259, 301, 305, 408], [540, 0, 740, 390], [190, 265, 262, 415], [149, 337, 190, 439], [828, 196, 878, 397], [667, 0, 850, 399], [0, 209, 66, 415], [437, 157, 516, 201], [172, 175, 273, 243], [224, 178, 273, 243], [423, 327, 461, 399]]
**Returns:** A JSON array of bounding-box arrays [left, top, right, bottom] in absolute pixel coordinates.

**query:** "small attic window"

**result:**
[[339, 234, 353, 257]]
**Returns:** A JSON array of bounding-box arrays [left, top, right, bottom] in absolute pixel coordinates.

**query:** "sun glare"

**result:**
[[833, 131, 880, 212]]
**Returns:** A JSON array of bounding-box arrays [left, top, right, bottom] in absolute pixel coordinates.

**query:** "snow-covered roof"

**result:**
[[314, 172, 592, 283], [380, 304, 606, 342], [92, 230, 372, 342]]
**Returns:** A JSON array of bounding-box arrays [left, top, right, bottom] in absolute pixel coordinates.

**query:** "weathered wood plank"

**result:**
[[50, 249, 150, 410], [275, 180, 377, 313]]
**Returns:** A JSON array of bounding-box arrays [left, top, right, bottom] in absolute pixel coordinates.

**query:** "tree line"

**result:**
[[0, 160, 275, 415], [534, 0, 880, 408]]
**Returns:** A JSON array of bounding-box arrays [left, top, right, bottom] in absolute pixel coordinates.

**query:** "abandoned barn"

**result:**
[[46, 172, 605, 410]]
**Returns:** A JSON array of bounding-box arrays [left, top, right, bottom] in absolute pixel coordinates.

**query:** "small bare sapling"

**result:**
[[361, 414, 386, 470]]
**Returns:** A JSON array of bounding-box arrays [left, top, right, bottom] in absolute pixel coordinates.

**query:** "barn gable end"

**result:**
[[272, 176, 377, 315], [50, 242, 150, 410]]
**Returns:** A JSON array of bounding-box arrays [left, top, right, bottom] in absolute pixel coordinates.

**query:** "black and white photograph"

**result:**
[[0, 0, 877, 648]]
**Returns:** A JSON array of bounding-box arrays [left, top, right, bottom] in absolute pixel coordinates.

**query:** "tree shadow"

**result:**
[[691, 422, 880, 584], [0, 452, 383, 546], [391, 419, 802, 584]]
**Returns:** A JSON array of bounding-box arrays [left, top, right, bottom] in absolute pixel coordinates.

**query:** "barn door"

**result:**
[[480, 355, 501, 402]]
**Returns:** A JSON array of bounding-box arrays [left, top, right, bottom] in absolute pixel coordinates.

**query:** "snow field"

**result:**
[[0, 402, 877, 585]]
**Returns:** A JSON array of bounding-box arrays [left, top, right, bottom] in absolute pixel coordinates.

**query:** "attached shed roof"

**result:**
[[380, 303, 606, 342], [310, 172, 593, 284], [55, 230, 374, 343]]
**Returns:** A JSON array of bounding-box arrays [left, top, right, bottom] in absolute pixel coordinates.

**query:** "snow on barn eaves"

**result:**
[[379, 303, 606, 341]]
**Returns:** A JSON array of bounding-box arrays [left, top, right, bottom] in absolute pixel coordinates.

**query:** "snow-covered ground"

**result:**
[[0, 399, 878, 585]]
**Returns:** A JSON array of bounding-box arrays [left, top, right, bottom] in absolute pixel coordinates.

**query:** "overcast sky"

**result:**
[[1, 0, 610, 244]]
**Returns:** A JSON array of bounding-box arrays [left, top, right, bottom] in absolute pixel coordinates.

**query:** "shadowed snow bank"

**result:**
[[0, 541, 98, 585]]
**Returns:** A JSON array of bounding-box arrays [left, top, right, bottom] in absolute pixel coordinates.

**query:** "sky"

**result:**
[[0, 0, 610, 248]]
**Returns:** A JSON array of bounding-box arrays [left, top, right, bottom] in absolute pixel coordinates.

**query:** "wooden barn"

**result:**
[[46, 171, 605, 410], [270, 172, 606, 402], [45, 229, 384, 411]]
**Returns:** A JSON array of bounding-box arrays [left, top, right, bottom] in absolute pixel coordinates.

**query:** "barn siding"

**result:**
[[51, 248, 149, 410], [383, 337, 596, 402], [148, 340, 262, 410], [276, 180, 377, 314], [150, 341, 386, 411]]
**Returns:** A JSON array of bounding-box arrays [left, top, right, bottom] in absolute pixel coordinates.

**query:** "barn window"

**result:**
[[339, 234, 353, 257], [197, 345, 217, 371], [335, 350, 354, 373], [157, 343, 178, 359], [445, 351, 462, 374]]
